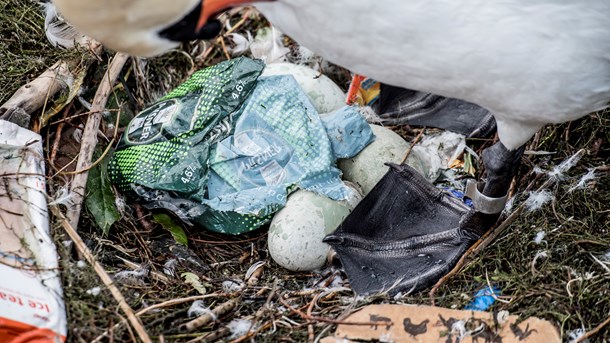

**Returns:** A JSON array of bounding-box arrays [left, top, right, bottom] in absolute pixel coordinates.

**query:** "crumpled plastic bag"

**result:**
[[109, 57, 374, 234]]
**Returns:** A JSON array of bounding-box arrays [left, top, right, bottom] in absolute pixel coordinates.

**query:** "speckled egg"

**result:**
[[338, 125, 428, 195], [268, 185, 362, 271], [262, 63, 346, 114]]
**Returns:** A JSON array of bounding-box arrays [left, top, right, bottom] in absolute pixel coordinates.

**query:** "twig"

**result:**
[[118, 313, 138, 343], [400, 128, 426, 164], [225, 8, 253, 36], [186, 328, 232, 343], [429, 203, 522, 304], [39, 60, 92, 129], [190, 235, 264, 244], [116, 257, 171, 284], [485, 270, 511, 304], [134, 205, 155, 232], [219, 36, 231, 60], [589, 254, 610, 275], [58, 105, 122, 176], [307, 293, 323, 342], [180, 297, 241, 332], [140, 293, 231, 315], [194, 8, 252, 65], [50, 205, 152, 343], [66, 53, 129, 228], [0, 60, 70, 127], [225, 282, 278, 342], [49, 105, 70, 165], [574, 239, 609, 246], [278, 296, 392, 327], [92, 293, 230, 343], [228, 321, 274, 343], [287, 289, 320, 297], [0, 41, 102, 129], [576, 316, 610, 342]]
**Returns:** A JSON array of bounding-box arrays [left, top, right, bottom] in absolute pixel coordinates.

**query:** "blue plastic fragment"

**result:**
[[441, 187, 474, 208], [464, 286, 501, 311]]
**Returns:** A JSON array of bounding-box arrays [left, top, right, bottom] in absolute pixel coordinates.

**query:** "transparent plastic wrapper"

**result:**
[[109, 58, 374, 234], [0, 120, 67, 342]]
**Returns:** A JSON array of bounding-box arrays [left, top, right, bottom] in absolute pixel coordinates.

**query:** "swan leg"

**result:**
[[375, 83, 497, 138], [462, 141, 524, 233], [324, 104, 525, 295], [482, 141, 524, 198]]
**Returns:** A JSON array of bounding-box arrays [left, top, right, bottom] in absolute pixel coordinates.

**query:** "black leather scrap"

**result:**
[[324, 163, 481, 295]]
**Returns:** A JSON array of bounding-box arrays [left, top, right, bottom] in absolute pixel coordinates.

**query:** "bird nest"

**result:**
[[2, 1, 609, 342]]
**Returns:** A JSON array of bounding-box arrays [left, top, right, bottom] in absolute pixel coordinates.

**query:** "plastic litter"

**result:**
[[409, 131, 466, 183], [261, 63, 346, 114], [0, 120, 67, 342], [442, 187, 474, 208], [108, 58, 373, 234], [321, 304, 560, 343], [464, 286, 501, 311], [346, 74, 380, 107]]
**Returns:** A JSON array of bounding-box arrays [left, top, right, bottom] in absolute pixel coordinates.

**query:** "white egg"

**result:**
[[262, 63, 346, 114], [268, 184, 362, 271], [337, 125, 407, 195], [338, 125, 430, 195]]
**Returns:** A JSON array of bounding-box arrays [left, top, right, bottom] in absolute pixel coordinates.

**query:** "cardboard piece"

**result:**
[[321, 304, 560, 343], [0, 120, 67, 342]]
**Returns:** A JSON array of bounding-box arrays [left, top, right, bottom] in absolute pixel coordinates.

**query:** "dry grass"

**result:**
[[2, 1, 609, 342], [0, 0, 81, 104]]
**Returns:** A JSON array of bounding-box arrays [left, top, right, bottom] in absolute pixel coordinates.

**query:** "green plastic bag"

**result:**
[[108, 58, 265, 232], [109, 57, 373, 234]]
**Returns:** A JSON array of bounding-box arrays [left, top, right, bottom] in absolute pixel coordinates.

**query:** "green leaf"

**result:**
[[463, 151, 476, 176], [152, 213, 188, 246], [86, 152, 121, 234]]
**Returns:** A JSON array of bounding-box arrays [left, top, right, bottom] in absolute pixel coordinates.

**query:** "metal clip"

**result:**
[[464, 179, 508, 214]]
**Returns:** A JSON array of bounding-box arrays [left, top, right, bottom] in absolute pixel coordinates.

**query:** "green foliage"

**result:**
[[85, 153, 121, 234], [152, 213, 188, 246]]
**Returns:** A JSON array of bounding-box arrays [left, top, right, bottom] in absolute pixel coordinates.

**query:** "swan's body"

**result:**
[[52, 0, 610, 149], [255, 0, 610, 149], [52, 0, 199, 55]]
